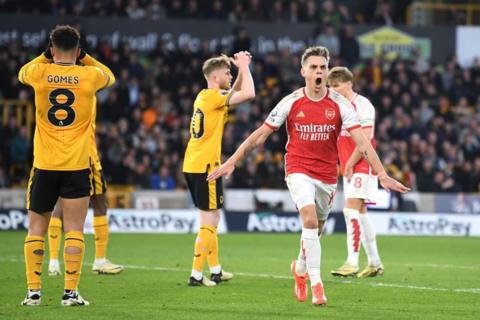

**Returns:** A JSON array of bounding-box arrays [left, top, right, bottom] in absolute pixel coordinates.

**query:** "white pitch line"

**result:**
[[2, 258, 480, 294]]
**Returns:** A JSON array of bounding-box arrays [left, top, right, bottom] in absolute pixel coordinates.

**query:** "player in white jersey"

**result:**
[[328, 66, 384, 278], [207, 47, 409, 306]]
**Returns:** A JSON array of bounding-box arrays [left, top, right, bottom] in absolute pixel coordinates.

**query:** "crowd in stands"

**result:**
[[0, 4, 479, 193], [0, 0, 412, 25]]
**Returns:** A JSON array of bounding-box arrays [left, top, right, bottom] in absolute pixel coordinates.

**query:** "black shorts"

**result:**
[[26, 167, 91, 213], [184, 171, 223, 211], [90, 163, 107, 196]]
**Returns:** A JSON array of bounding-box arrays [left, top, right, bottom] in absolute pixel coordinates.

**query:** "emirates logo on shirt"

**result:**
[[294, 123, 336, 141], [325, 108, 336, 120]]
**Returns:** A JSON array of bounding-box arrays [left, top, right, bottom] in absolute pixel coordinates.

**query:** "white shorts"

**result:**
[[285, 173, 337, 221], [343, 173, 378, 203]]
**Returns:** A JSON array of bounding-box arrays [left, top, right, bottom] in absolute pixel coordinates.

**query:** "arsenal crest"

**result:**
[[325, 108, 335, 120]]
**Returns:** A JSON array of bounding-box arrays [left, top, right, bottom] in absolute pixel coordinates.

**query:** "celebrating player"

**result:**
[[18, 25, 115, 306], [183, 52, 255, 286], [329, 66, 384, 278], [207, 46, 409, 305]]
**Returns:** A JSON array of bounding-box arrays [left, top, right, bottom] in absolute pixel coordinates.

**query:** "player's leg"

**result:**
[[22, 168, 59, 306], [59, 169, 91, 306], [185, 172, 217, 287], [331, 196, 363, 277], [286, 173, 328, 305], [357, 203, 384, 278], [91, 188, 124, 275], [48, 200, 63, 276], [205, 174, 232, 284], [332, 174, 370, 277]]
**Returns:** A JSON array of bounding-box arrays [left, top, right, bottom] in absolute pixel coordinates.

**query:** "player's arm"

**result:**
[[207, 124, 274, 181], [18, 54, 51, 85], [78, 52, 116, 88], [231, 64, 243, 91], [349, 127, 409, 193], [228, 51, 255, 105], [343, 126, 373, 180]]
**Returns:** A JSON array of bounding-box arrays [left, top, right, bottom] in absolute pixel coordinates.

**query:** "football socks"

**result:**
[[48, 216, 62, 260], [301, 228, 321, 286], [93, 215, 109, 260], [192, 225, 215, 277], [24, 235, 45, 290], [359, 213, 382, 267], [343, 208, 361, 267], [64, 231, 85, 291]]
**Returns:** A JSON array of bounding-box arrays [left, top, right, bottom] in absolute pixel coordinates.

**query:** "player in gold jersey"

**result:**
[[18, 25, 115, 306], [47, 111, 124, 277], [183, 51, 255, 286]]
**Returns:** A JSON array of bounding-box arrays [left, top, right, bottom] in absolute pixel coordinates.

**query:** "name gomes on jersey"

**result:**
[[294, 122, 336, 141]]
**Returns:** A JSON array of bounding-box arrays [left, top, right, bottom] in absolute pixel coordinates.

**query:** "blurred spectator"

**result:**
[[151, 166, 176, 190], [147, 0, 167, 20], [301, 0, 319, 22], [373, 0, 394, 25], [126, 0, 146, 20], [339, 25, 360, 67], [314, 24, 340, 57], [232, 26, 251, 53]]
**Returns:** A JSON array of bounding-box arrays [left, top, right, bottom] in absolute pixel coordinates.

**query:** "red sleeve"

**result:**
[[264, 122, 279, 131], [346, 124, 361, 132]]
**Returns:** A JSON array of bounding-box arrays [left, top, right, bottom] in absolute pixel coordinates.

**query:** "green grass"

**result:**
[[0, 232, 479, 319]]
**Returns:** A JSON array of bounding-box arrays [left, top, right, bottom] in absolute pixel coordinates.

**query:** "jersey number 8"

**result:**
[[48, 88, 76, 127]]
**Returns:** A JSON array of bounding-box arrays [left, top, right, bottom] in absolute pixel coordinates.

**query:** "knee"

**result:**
[[302, 216, 318, 229]]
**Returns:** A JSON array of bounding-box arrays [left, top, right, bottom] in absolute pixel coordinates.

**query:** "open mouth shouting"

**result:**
[[315, 77, 322, 86]]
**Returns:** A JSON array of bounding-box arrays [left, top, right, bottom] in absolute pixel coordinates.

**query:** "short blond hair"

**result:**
[[202, 54, 231, 77], [328, 66, 354, 84], [301, 46, 330, 67]]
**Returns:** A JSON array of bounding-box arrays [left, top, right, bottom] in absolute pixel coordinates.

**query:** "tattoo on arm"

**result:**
[[362, 150, 371, 164]]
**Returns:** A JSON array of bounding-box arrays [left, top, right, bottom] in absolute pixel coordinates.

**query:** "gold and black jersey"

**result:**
[[18, 54, 114, 171], [183, 88, 233, 173]]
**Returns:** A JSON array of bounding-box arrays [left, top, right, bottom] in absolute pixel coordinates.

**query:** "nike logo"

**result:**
[[66, 270, 77, 275], [296, 111, 305, 118], [194, 254, 201, 258], [34, 271, 42, 276], [50, 235, 58, 239]]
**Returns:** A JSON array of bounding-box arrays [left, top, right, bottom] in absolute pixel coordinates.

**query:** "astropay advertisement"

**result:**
[[84, 209, 227, 234], [369, 212, 480, 237]]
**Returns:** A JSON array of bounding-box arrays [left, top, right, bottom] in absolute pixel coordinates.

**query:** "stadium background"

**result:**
[[0, 1, 479, 319]]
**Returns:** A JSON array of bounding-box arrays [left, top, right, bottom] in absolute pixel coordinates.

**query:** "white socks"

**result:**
[[359, 213, 382, 267], [343, 208, 361, 267], [191, 269, 203, 280], [210, 265, 221, 274], [301, 228, 321, 286]]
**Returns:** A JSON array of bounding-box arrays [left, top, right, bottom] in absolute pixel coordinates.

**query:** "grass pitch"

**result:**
[[0, 232, 479, 319]]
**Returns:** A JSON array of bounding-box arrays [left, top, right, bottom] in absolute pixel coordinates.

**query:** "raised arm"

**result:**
[[18, 54, 51, 85], [343, 126, 373, 180], [228, 51, 255, 105], [231, 65, 243, 92], [349, 127, 410, 193], [78, 52, 116, 88], [207, 124, 274, 181]]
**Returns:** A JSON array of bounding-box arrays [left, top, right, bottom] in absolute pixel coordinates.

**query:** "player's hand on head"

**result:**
[[43, 39, 53, 59], [234, 51, 252, 67], [378, 173, 410, 193]]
